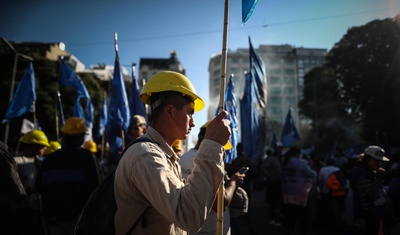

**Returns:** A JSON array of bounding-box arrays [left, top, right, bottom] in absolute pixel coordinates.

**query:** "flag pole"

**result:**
[[114, 32, 125, 150], [33, 101, 36, 130], [55, 93, 60, 140], [217, 0, 230, 234]]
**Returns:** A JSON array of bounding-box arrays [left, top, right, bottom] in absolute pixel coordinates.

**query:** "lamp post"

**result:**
[[1, 37, 34, 145]]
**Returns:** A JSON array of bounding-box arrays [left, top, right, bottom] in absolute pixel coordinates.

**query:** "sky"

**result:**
[[1, 0, 399, 148]]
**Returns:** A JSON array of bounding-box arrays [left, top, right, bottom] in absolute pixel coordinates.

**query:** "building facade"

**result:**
[[208, 44, 327, 134], [138, 50, 185, 89]]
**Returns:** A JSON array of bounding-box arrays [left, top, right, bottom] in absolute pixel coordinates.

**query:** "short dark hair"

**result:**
[[149, 91, 193, 124]]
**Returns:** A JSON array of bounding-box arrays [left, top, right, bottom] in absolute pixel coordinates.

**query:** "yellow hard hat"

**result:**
[[44, 141, 61, 155], [172, 139, 183, 151], [20, 130, 50, 147], [62, 117, 87, 135], [140, 71, 205, 112], [201, 120, 232, 150], [84, 140, 97, 153]]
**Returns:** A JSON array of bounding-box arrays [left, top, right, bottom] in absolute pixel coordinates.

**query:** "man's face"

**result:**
[[129, 124, 146, 139], [173, 102, 195, 140], [31, 144, 46, 157]]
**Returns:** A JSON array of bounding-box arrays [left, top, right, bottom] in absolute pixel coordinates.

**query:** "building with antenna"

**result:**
[[137, 50, 185, 89]]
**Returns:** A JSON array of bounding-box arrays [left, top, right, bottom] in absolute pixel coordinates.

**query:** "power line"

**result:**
[[68, 8, 392, 48]]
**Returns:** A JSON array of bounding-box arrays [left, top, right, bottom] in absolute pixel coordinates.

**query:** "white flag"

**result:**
[[20, 118, 34, 134]]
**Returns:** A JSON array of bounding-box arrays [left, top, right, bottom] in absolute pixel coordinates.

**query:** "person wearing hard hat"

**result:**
[[114, 71, 231, 235], [1, 140, 46, 235], [349, 145, 390, 235], [172, 139, 184, 157], [36, 117, 100, 235], [15, 130, 50, 194], [43, 141, 61, 156], [83, 140, 98, 153], [126, 114, 147, 145], [179, 120, 243, 235]]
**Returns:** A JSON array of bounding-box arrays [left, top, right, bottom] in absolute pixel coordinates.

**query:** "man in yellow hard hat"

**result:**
[[15, 130, 50, 194], [36, 117, 100, 235], [1, 140, 46, 235], [83, 140, 98, 153], [43, 141, 61, 156], [15, 130, 50, 234], [114, 71, 232, 234], [172, 139, 184, 157]]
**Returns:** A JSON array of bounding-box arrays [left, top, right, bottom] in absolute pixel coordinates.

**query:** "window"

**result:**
[[269, 86, 281, 95], [271, 68, 281, 75], [270, 96, 282, 105], [283, 87, 295, 94], [284, 69, 295, 75], [284, 97, 296, 105], [270, 76, 281, 84], [284, 76, 295, 84]]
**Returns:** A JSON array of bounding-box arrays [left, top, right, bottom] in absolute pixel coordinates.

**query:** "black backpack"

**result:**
[[74, 137, 153, 235]]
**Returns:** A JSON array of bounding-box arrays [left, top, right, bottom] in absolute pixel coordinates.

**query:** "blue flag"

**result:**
[[128, 72, 146, 118], [106, 53, 130, 162], [281, 108, 300, 147], [215, 75, 239, 164], [2, 62, 36, 124], [60, 61, 94, 129], [73, 96, 85, 120], [98, 93, 108, 138], [240, 37, 267, 161], [60, 61, 90, 98], [224, 76, 239, 164], [242, 0, 258, 24]]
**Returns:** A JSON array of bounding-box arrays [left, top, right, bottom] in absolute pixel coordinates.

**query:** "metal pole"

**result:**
[[1, 37, 34, 145], [4, 54, 19, 145], [217, 1, 230, 235]]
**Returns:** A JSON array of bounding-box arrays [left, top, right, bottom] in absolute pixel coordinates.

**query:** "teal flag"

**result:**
[[242, 0, 258, 23]]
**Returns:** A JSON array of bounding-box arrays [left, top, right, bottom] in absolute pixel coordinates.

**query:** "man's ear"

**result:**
[[164, 104, 175, 118]]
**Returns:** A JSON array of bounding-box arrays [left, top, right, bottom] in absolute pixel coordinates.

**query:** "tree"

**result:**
[[299, 66, 359, 150], [300, 18, 400, 150], [326, 18, 400, 147]]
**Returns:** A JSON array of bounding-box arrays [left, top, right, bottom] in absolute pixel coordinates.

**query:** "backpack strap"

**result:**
[[125, 207, 150, 235], [121, 137, 157, 156]]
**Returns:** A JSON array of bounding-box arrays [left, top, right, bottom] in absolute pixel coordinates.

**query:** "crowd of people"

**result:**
[[259, 143, 400, 235], [2, 70, 400, 235]]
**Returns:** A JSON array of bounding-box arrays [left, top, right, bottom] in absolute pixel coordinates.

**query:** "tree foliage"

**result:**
[[300, 18, 400, 149]]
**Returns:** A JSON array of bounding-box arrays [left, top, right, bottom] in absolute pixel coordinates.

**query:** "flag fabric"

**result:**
[[128, 73, 146, 118], [240, 37, 267, 161], [60, 61, 94, 129], [60, 61, 90, 98], [242, 0, 258, 24], [106, 53, 130, 162], [20, 118, 35, 134], [98, 93, 108, 138], [280, 108, 300, 147], [215, 75, 239, 164], [2, 62, 36, 124]]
